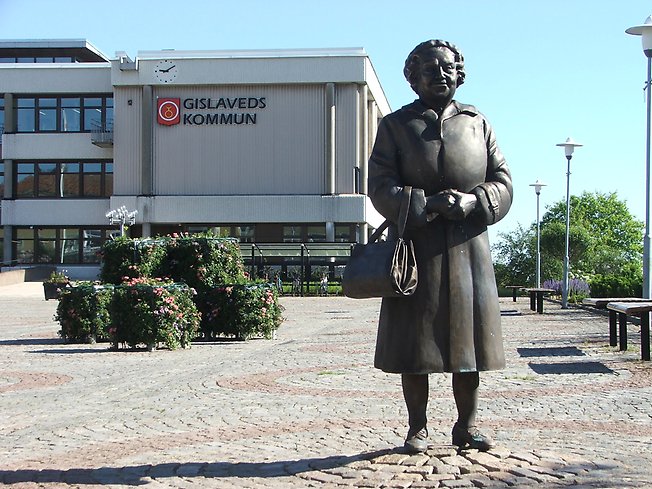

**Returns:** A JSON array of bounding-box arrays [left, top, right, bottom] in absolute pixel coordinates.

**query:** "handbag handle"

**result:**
[[368, 186, 412, 243]]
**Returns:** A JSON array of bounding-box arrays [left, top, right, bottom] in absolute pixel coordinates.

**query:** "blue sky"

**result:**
[[1, 0, 651, 244]]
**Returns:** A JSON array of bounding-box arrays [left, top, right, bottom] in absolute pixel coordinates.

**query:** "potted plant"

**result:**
[[43, 270, 71, 300]]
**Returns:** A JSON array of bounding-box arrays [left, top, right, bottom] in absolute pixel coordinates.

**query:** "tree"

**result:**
[[493, 223, 536, 287], [493, 191, 643, 292]]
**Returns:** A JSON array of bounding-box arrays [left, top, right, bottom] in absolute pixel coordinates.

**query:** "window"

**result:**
[[15, 95, 113, 133], [335, 224, 354, 243], [14, 161, 113, 198], [232, 225, 254, 243], [0, 56, 75, 63], [283, 226, 302, 243], [36, 163, 57, 197], [0, 98, 4, 133], [14, 227, 111, 264], [16, 163, 35, 197], [306, 225, 326, 242], [17, 98, 35, 132], [0, 164, 4, 198], [61, 98, 81, 132]]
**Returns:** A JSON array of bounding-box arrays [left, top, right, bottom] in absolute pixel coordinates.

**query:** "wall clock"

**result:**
[[154, 59, 178, 83]]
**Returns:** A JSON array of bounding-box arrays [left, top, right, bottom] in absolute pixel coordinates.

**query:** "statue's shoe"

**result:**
[[451, 423, 494, 451], [404, 427, 428, 453]]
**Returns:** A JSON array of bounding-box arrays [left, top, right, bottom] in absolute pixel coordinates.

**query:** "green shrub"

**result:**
[[199, 284, 282, 340], [110, 278, 201, 350], [589, 272, 642, 298], [100, 236, 167, 285], [154, 234, 246, 292], [55, 283, 113, 343]]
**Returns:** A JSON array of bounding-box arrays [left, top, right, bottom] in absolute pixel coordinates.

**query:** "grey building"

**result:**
[[1, 40, 390, 279]]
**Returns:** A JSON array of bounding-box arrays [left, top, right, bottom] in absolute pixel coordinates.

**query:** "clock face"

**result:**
[[154, 59, 178, 83]]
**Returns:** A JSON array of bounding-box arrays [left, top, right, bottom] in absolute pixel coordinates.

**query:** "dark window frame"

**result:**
[[14, 95, 113, 133], [13, 226, 112, 264], [13, 160, 113, 199]]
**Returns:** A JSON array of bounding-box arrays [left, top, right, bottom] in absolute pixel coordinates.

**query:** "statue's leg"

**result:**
[[401, 373, 429, 453], [451, 371, 493, 451], [452, 371, 479, 428]]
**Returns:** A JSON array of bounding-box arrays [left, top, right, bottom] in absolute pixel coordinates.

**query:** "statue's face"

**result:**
[[415, 47, 458, 108]]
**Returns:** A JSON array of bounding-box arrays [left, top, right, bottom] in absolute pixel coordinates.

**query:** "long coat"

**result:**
[[368, 99, 513, 374]]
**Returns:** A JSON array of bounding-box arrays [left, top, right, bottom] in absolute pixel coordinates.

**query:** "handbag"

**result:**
[[342, 186, 418, 298]]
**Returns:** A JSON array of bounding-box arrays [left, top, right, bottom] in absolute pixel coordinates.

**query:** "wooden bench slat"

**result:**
[[583, 297, 649, 308], [606, 302, 652, 314]]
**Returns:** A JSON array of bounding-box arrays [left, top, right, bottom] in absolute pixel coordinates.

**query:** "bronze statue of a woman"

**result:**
[[368, 39, 513, 453]]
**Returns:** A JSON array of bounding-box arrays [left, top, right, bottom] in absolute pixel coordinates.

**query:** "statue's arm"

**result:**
[[368, 117, 429, 228], [470, 119, 513, 225]]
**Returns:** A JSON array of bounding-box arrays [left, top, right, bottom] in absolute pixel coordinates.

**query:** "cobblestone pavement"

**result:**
[[1, 283, 651, 488]]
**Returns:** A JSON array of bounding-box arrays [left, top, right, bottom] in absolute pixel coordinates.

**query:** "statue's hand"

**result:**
[[445, 190, 478, 220], [426, 191, 456, 215]]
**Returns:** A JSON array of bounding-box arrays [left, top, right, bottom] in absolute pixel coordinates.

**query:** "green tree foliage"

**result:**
[[493, 191, 643, 296]]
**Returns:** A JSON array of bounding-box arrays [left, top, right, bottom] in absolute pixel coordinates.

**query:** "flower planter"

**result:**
[[43, 281, 70, 300]]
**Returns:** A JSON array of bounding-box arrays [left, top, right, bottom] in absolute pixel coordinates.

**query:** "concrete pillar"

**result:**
[[3, 159, 13, 199], [359, 85, 368, 195], [141, 85, 153, 196], [3, 225, 12, 265], [4, 93, 15, 132], [326, 221, 335, 242], [325, 83, 336, 195]]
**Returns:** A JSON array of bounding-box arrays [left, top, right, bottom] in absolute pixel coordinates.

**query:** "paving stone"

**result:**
[[2, 290, 652, 488]]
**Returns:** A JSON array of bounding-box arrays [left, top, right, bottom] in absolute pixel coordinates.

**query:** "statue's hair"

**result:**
[[403, 40, 466, 92]]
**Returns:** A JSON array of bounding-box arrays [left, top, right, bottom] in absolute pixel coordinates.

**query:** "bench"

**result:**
[[505, 285, 524, 302], [524, 288, 555, 314], [605, 302, 652, 361], [582, 298, 649, 347]]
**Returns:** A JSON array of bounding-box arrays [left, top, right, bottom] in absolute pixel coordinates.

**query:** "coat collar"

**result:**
[[403, 99, 478, 122]]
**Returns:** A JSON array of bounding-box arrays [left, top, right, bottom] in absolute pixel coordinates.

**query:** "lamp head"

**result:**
[[626, 15, 652, 57], [529, 180, 547, 195], [556, 137, 583, 157]]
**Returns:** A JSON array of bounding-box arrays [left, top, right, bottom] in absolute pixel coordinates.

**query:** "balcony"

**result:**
[[91, 121, 113, 148]]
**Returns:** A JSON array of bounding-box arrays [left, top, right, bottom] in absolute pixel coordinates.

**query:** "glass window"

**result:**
[[283, 226, 302, 243], [61, 163, 80, 197], [0, 168, 4, 198], [335, 224, 352, 243], [36, 228, 56, 263], [37, 163, 57, 197], [16, 163, 35, 198], [105, 163, 113, 196], [61, 228, 80, 263], [15, 228, 35, 264], [306, 225, 326, 242], [0, 57, 16, 63], [0, 98, 4, 132], [84, 108, 102, 130], [61, 98, 81, 132], [236, 226, 255, 243], [82, 229, 104, 263], [17, 57, 35, 63], [82, 163, 102, 197], [17, 98, 35, 132]]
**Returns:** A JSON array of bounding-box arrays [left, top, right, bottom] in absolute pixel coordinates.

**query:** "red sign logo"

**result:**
[[157, 98, 180, 125]]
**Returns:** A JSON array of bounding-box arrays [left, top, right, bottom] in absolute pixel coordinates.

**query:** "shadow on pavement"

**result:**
[[0, 450, 394, 485], [0, 338, 62, 346], [517, 346, 585, 357], [528, 361, 615, 375]]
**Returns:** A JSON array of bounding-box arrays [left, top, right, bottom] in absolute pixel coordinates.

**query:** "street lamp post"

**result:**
[[556, 138, 583, 309], [106, 206, 138, 237], [626, 15, 652, 298], [529, 180, 547, 288]]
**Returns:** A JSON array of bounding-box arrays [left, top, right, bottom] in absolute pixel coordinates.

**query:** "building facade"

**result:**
[[1, 40, 390, 278]]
